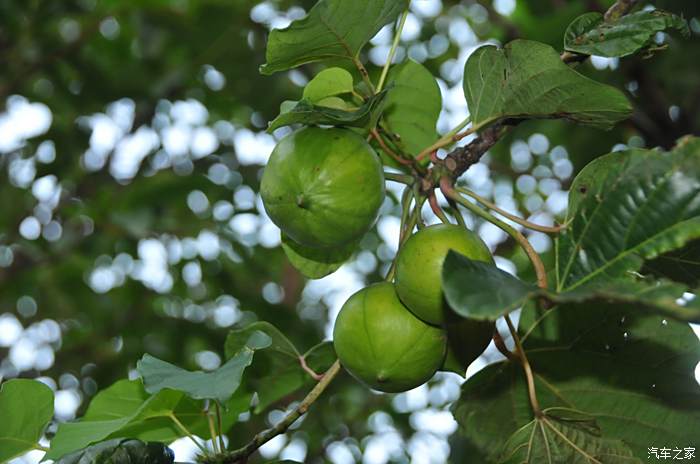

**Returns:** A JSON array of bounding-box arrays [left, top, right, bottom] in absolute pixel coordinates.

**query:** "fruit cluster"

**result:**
[[262, 127, 495, 393]]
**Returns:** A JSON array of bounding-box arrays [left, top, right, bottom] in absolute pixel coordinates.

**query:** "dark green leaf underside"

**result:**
[[267, 90, 387, 132], [564, 10, 690, 58]]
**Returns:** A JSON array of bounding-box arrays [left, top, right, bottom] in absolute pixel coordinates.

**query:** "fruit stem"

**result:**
[[492, 328, 518, 362], [440, 178, 548, 290], [505, 314, 542, 417], [299, 355, 323, 381], [215, 401, 225, 453], [370, 129, 413, 165], [456, 187, 566, 234], [384, 172, 414, 184], [169, 413, 208, 454], [223, 360, 342, 463], [377, 6, 410, 93], [207, 406, 221, 453], [428, 191, 450, 224]]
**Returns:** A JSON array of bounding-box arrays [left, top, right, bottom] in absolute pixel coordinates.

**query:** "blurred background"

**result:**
[[1, 0, 699, 462]]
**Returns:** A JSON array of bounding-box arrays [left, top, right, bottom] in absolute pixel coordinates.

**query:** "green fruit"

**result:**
[[260, 127, 384, 248], [395, 224, 492, 325], [333, 283, 447, 393]]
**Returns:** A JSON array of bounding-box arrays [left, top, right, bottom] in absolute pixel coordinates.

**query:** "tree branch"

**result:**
[[221, 360, 342, 463]]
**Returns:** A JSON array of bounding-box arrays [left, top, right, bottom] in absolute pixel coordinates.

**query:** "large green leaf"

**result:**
[[383, 59, 441, 156], [261, 0, 408, 74], [138, 332, 270, 403], [282, 234, 357, 279], [47, 379, 250, 460], [54, 439, 174, 464], [443, 251, 700, 323], [564, 10, 689, 58], [499, 409, 638, 463], [442, 251, 535, 321], [225, 323, 336, 413], [452, 302, 700, 461], [556, 137, 700, 291], [302, 67, 354, 102], [462, 39, 632, 130], [47, 385, 182, 460], [0, 379, 53, 462]]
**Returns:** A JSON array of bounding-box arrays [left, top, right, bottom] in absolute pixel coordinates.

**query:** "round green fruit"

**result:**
[[395, 224, 492, 326], [333, 282, 447, 393], [260, 127, 384, 248]]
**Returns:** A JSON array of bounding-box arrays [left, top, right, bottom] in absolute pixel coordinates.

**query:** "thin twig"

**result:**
[[371, 129, 413, 165], [457, 187, 566, 234], [223, 360, 342, 463], [384, 172, 414, 184], [299, 355, 323, 381], [377, 7, 410, 92], [505, 315, 542, 416]]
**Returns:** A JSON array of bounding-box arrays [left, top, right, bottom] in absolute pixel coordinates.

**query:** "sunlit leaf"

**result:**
[[564, 10, 689, 57], [303, 67, 354, 102], [463, 39, 632, 130], [383, 59, 441, 156], [261, 0, 408, 74], [0, 379, 53, 462], [225, 323, 335, 413], [138, 332, 270, 403]]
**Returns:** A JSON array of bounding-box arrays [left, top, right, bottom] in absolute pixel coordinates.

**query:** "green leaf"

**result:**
[[383, 59, 441, 156], [267, 90, 387, 132], [224, 321, 300, 359], [556, 137, 700, 291], [261, 0, 408, 75], [462, 39, 632, 130], [442, 251, 700, 323], [138, 332, 270, 403], [47, 379, 250, 460], [453, 301, 700, 460], [643, 239, 700, 287], [564, 10, 690, 58], [225, 323, 335, 413], [0, 379, 53, 462], [54, 438, 174, 464], [499, 408, 639, 463], [281, 233, 356, 279], [302, 67, 354, 102], [442, 251, 537, 321]]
